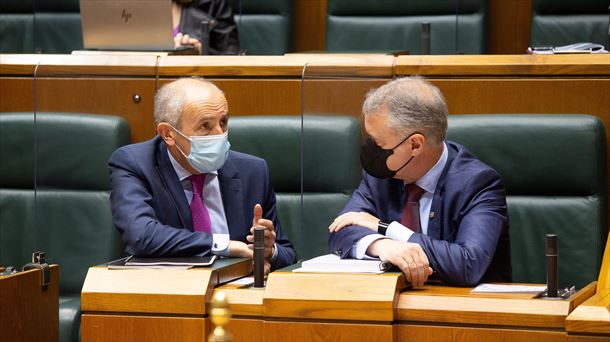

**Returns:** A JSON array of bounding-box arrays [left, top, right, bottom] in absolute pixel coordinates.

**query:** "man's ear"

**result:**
[[410, 133, 426, 154], [157, 123, 175, 146]]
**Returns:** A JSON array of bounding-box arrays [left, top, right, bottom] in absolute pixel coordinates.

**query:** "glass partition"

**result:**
[[297, 56, 394, 260]]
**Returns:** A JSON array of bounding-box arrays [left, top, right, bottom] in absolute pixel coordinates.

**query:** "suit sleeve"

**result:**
[[260, 160, 297, 270], [409, 169, 508, 286], [329, 173, 381, 258], [208, 0, 240, 55], [109, 147, 213, 257]]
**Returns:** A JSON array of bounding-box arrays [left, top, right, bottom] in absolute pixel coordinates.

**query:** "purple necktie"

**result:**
[[400, 184, 426, 233], [189, 174, 212, 233]]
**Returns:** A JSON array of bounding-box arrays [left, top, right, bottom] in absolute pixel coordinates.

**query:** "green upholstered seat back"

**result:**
[[0, 112, 130, 295], [230, 0, 292, 55], [0, 0, 83, 53], [447, 114, 607, 289], [326, 0, 487, 54], [229, 115, 361, 260], [531, 0, 610, 48]]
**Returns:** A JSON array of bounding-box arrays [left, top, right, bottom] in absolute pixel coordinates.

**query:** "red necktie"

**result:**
[[189, 174, 212, 233], [400, 183, 425, 233]]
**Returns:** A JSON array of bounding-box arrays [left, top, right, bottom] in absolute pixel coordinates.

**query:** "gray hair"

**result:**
[[153, 77, 223, 128], [362, 76, 448, 144]]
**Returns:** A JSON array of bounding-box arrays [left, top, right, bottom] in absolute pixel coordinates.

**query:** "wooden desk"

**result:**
[[0, 265, 59, 342], [212, 270, 598, 342], [80, 258, 251, 342]]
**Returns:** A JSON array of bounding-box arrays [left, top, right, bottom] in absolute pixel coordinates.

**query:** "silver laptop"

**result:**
[[80, 0, 175, 51]]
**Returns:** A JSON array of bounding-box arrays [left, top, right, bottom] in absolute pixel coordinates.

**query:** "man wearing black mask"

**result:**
[[328, 77, 512, 288]]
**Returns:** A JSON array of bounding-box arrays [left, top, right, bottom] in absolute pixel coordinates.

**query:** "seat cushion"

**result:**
[[230, 0, 292, 54], [59, 295, 81, 342]]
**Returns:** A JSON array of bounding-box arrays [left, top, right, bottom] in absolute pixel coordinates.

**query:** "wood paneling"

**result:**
[[0, 77, 157, 143], [395, 324, 565, 342], [264, 320, 393, 342], [292, 0, 327, 52], [263, 271, 405, 321], [488, 0, 532, 54], [81, 314, 205, 342], [0, 265, 59, 342], [209, 317, 263, 342]]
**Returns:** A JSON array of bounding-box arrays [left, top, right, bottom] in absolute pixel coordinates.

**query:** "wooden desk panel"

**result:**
[[0, 265, 59, 342], [82, 314, 205, 342], [395, 324, 565, 342], [264, 320, 393, 342], [566, 289, 610, 335]]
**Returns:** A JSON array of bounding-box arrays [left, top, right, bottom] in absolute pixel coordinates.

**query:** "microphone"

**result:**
[[253, 227, 265, 288], [545, 234, 558, 297], [420, 22, 431, 55]]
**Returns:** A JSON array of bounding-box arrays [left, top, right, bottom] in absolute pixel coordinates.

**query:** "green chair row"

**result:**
[[0, 112, 607, 342]]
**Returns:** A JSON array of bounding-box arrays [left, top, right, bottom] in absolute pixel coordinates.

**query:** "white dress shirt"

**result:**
[[354, 143, 449, 259]]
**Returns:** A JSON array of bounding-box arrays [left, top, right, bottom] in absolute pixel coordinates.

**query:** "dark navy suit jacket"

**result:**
[[109, 136, 296, 270], [329, 141, 512, 286]]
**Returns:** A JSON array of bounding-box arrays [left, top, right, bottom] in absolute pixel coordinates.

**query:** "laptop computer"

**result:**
[[79, 0, 177, 51]]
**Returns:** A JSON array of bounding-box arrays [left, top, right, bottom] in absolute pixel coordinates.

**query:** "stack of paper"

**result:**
[[293, 254, 392, 274]]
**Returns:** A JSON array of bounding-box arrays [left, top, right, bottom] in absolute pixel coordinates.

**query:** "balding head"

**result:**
[[154, 77, 228, 129], [363, 76, 448, 145]]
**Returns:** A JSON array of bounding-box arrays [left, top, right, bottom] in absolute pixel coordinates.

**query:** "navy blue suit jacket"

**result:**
[[329, 141, 512, 286], [109, 136, 296, 270]]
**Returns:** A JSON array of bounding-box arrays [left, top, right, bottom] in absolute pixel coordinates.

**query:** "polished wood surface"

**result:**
[[209, 317, 263, 342], [565, 289, 610, 335], [0, 265, 59, 342], [82, 314, 205, 342], [292, 0, 327, 52], [264, 271, 405, 322], [81, 259, 251, 315], [396, 282, 597, 329], [598, 233, 610, 291], [395, 54, 610, 76]]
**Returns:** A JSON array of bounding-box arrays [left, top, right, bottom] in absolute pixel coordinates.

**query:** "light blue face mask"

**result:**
[[172, 127, 230, 173]]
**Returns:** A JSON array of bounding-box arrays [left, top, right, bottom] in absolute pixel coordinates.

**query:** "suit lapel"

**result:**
[[218, 155, 245, 240], [427, 144, 457, 240], [155, 139, 192, 230]]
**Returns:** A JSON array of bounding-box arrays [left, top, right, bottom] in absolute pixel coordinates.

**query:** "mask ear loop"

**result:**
[[166, 124, 191, 159]]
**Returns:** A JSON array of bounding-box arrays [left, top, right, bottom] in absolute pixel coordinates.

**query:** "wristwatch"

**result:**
[[377, 221, 390, 235]]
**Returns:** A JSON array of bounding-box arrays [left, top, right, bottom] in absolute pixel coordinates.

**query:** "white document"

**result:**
[[471, 283, 546, 293], [293, 254, 391, 274]]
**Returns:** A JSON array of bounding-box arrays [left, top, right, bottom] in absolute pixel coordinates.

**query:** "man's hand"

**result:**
[[173, 32, 202, 53], [246, 204, 276, 260], [228, 240, 253, 259], [367, 239, 433, 288], [328, 211, 379, 233]]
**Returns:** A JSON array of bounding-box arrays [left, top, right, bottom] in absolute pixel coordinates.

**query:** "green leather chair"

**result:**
[[326, 0, 488, 54], [0, 112, 130, 342], [229, 0, 292, 55], [229, 115, 362, 260], [0, 0, 83, 53], [531, 0, 610, 48], [447, 114, 608, 290]]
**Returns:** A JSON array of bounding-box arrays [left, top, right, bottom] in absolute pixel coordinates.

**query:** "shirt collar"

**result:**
[[411, 142, 448, 194], [167, 149, 218, 183]]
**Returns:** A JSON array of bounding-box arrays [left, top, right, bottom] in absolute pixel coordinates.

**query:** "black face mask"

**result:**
[[360, 133, 416, 179]]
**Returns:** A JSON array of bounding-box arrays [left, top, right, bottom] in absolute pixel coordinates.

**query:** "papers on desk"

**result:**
[[471, 283, 547, 293], [106, 255, 216, 270], [293, 254, 393, 274]]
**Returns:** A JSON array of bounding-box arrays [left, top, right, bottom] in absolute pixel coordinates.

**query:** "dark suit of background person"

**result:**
[[173, 0, 239, 55], [109, 78, 296, 271], [328, 77, 511, 287]]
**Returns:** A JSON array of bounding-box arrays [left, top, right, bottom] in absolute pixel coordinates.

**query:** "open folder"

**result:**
[[293, 254, 393, 274], [107, 255, 216, 269]]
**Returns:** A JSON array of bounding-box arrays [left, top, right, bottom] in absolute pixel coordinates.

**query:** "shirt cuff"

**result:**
[[385, 221, 415, 242], [270, 242, 279, 262], [211, 234, 230, 257], [353, 234, 386, 259]]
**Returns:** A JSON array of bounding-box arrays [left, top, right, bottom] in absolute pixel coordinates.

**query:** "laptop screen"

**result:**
[[80, 0, 175, 51]]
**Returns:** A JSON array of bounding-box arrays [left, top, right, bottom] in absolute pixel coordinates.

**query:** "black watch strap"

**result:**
[[378, 221, 390, 235]]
